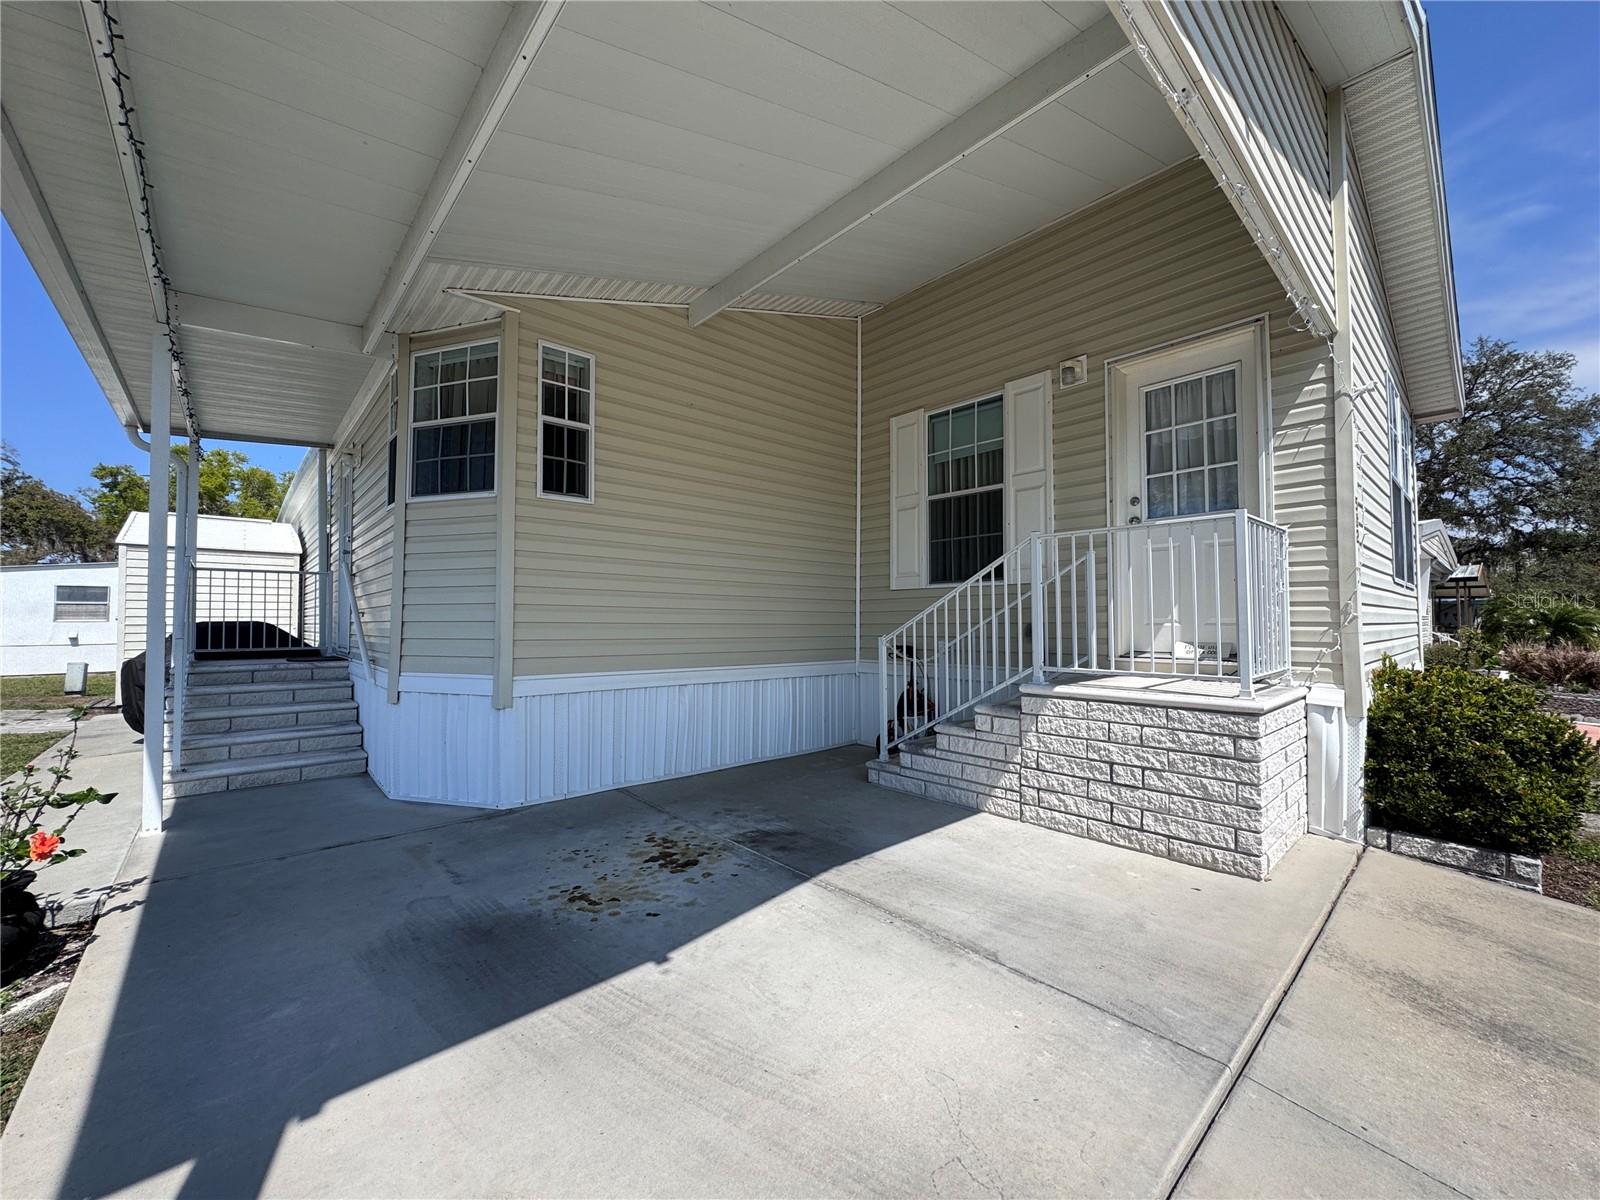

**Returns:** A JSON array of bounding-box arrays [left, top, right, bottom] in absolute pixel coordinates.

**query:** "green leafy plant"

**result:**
[[1366, 662, 1597, 856], [1481, 595, 1600, 649], [1499, 642, 1600, 691], [1424, 627, 1497, 671], [1, 713, 113, 887]]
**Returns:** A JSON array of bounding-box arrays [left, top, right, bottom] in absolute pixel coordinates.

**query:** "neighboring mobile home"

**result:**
[[0, 561, 118, 676], [2, 1, 1462, 876]]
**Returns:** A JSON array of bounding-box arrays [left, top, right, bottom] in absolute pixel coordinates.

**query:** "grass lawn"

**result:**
[[0, 731, 68, 780], [0, 1000, 62, 1133], [0, 673, 115, 711]]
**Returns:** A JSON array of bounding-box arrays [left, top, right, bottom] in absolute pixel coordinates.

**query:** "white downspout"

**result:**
[[142, 333, 171, 835]]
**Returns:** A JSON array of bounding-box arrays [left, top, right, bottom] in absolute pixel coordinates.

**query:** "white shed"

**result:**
[[116, 513, 303, 667], [0, 561, 119, 676]]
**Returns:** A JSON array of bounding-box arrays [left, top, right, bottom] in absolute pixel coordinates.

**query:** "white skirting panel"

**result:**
[[1306, 683, 1365, 841], [353, 662, 863, 808]]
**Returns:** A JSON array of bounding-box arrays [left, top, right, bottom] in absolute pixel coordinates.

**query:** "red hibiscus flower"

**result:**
[[27, 831, 62, 862]]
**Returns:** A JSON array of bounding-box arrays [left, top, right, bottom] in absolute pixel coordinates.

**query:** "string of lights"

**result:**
[[89, 0, 201, 440]]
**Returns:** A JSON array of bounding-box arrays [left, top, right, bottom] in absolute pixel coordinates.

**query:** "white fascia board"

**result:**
[[1112, 1, 1335, 339], [361, 1, 564, 354], [1, 109, 140, 430], [173, 292, 366, 356], [687, 14, 1132, 327]]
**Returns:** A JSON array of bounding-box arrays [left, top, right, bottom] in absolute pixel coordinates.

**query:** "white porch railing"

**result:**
[[878, 510, 1291, 757], [189, 566, 331, 655]]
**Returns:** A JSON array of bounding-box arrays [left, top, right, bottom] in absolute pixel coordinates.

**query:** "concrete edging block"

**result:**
[[1366, 825, 1543, 893]]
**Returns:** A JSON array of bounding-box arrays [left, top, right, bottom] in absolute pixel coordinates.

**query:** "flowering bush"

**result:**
[[1, 711, 114, 889]]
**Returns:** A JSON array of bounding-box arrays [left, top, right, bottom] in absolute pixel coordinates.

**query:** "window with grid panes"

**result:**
[[410, 340, 498, 497], [1142, 367, 1239, 519], [928, 396, 1004, 585], [538, 344, 594, 501]]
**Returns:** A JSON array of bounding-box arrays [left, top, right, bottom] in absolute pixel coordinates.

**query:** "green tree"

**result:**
[[1416, 338, 1600, 595], [0, 445, 111, 564], [84, 447, 294, 534]]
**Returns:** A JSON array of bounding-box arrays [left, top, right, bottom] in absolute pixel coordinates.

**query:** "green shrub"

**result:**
[[1424, 629, 1496, 671], [1366, 662, 1597, 855], [1499, 642, 1600, 691], [1481, 596, 1600, 649]]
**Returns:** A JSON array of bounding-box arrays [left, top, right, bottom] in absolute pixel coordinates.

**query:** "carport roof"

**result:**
[[1, 1, 1458, 446]]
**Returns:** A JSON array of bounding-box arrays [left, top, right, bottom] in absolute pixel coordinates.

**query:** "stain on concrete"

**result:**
[[538, 827, 730, 918]]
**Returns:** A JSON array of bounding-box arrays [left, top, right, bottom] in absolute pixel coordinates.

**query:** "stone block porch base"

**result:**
[[870, 675, 1311, 880]]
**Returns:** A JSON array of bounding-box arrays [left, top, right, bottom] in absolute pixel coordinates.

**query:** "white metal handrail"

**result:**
[[339, 556, 377, 683], [878, 539, 1033, 757], [878, 510, 1292, 758]]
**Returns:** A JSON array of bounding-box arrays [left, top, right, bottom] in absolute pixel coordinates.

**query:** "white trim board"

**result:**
[[370, 660, 863, 698]]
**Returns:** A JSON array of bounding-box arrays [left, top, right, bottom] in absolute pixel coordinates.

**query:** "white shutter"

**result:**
[[1004, 370, 1054, 546], [889, 409, 926, 590]]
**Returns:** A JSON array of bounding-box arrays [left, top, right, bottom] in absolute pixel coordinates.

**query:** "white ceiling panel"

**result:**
[[112, 1, 510, 324], [886, 1, 1096, 74]]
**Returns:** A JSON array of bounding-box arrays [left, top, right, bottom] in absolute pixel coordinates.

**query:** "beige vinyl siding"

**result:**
[[402, 496, 497, 673], [278, 450, 324, 641], [395, 326, 500, 676], [861, 159, 1340, 680], [344, 383, 393, 670], [1346, 151, 1422, 671], [507, 298, 857, 675], [1170, 0, 1335, 318]]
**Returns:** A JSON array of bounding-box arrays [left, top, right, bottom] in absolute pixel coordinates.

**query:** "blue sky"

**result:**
[[1, 1, 1597, 497]]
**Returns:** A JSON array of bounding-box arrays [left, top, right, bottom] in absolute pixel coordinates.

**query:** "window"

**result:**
[[410, 340, 498, 498], [538, 343, 595, 502], [386, 372, 399, 507], [54, 585, 109, 622], [928, 396, 1004, 585], [1389, 378, 1416, 586], [1142, 366, 1239, 519]]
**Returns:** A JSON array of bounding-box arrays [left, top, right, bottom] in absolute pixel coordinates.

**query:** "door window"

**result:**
[[1141, 366, 1239, 518]]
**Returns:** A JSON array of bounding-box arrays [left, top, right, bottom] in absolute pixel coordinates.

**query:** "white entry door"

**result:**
[[1107, 324, 1265, 664]]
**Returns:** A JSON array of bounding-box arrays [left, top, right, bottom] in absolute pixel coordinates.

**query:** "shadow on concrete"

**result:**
[[55, 746, 969, 1198]]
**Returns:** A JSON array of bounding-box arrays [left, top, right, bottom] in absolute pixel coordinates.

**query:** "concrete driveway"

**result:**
[[3, 735, 1595, 1199], [4, 739, 1356, 1198]]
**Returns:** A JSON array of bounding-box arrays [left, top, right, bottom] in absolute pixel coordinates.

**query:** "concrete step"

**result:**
[[177, 698, 359, 735], [164, 746, 368, 798], [866, 759, 1020, 818], [898, 743, 1021, 790], [185, 658, 351, 687], [167, 722, 364, 766], [182, 678, 353, 710], [974, 699, 1022, 737], [932, 721, 1022, 763]]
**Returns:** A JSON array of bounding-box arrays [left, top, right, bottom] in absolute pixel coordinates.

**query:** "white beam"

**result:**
[[361, 1, 564, 353], [687, 14, 1131, 327], [173, 293, 366, 356], [1, 109, 140, 429], [142, 332, 170, 835]]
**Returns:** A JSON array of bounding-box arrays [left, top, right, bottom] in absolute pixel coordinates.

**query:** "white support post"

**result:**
[[141, 333, 171, 834], [877, 637, 889, 761], [1235, 510, 1254, 699], [1030, 534, 1046, 684], [316, 448, 330, 653], [169, 449, 191, 774]]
